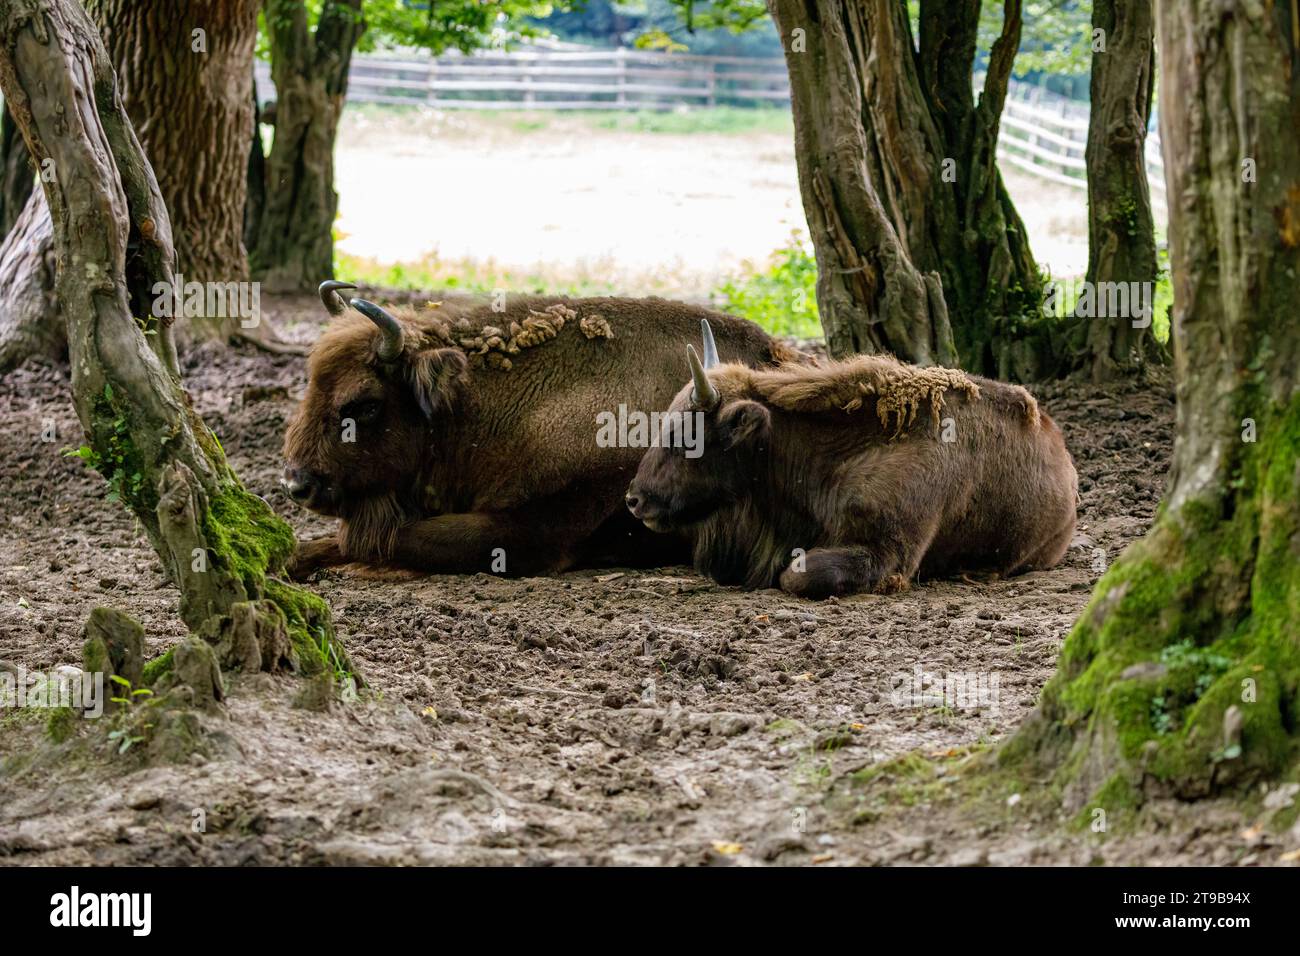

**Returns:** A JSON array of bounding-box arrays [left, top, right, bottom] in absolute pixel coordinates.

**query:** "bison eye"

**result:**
[[341, 399, 382, 425]]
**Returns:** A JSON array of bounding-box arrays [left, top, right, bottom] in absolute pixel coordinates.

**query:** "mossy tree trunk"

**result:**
[[0, 0, 352, 688], [1004, 0, 1300, 812], [1065, 0, 1161, 381], [767, 0, 1042, 378], [251, 0, 364, 293]]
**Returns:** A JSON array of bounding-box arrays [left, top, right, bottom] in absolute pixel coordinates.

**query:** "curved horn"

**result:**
[[687, 344, 720, 410], [319, 279, 357, 317], [351, 298, 405, 362], [700, 318, 720, 369]]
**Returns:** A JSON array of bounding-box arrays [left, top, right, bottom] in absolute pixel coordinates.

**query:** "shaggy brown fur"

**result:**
[[283, 293, 804, 576], [626, 356, 1078, 598]]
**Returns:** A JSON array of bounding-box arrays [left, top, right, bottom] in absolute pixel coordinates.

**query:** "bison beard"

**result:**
[[337, 491, 411, 562]]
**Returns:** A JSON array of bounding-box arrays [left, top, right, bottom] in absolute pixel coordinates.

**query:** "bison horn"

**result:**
[[351, 298, 405, 362], [319, 279, 357, 317], [687, 344, 720, 410], [700, 318, 720, 369]]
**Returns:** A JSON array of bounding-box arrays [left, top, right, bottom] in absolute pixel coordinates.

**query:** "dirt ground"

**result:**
[[0, 295, 1286, 867]]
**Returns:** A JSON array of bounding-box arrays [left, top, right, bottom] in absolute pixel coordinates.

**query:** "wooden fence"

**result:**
[[254, 50, 1166, 199]]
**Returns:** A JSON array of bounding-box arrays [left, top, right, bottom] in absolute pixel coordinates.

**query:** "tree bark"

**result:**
[[0, 188, 57, 369], [768, 0, 1042, 378], [0, 0, 264, 371], [1005, 0, 1300, 811], [0, 0, 352, 690], [1068, 0, 1160, 381], [251, 0, 364, 293], [0, 101, 32, 235]]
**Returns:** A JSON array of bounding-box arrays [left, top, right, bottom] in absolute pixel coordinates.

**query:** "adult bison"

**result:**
[[282, 282, 801, 577], [625, 326, 1078, 599]]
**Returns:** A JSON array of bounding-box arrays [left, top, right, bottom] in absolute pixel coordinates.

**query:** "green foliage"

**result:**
[[981, 1, 1095, 79], [63, 383, 149, 511], [711, 233, 821, 338], [106, 675, 157, 755], [587, 106, 790, 134], [361, 0, 561, 56]]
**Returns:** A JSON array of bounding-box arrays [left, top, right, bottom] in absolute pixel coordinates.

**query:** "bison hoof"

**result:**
[[779, 559, 853, 600]]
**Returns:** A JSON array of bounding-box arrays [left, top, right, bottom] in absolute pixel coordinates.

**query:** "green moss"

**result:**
[[263, 578, 354, 686], [45, 707, 78, 744], [67, 383, 156, 515], [201, 484, 296, 597], [142, 647, 175, 686], [1011, 392, 1300, 806]]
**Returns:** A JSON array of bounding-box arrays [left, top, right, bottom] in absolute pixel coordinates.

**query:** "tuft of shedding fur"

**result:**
[[734, 354, 982, 436], [580, 313, 614, 339]]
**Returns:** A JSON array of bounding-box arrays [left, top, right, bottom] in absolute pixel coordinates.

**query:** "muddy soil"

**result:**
[[0, 295, 1286, 866]]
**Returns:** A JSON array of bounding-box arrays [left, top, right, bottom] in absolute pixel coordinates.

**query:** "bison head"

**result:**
[[625, 320, 771, 532], [282, 282, 467, 536]]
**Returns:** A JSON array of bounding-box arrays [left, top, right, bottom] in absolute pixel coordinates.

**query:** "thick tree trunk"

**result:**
[[251, 0, 364, 293], [1005, 0, 1300, 812], [768, 0, 1042, 378], [0, 0, 264, 370], [0, 101, 32, 235], [90, 0, 259, 296], [244, 77, 266, 255], [769, 0, 954, 365], [0, 0, 352, 692], [1068, 0, 1160, 381]]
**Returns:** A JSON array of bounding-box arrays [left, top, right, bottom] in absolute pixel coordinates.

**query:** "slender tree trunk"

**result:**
[[1068, 0, 1160, 381], [768, 0, 1042, 378], [0, 101, 32, 235], [245, 77, 266, 255], [0, 0, 352, 692], [251, 0, 364, 293], [1005, 0, 1300, 812]]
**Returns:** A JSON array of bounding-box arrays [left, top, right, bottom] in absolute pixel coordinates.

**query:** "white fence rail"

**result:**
[[993, 77, 1166, 201], [254, 51, 1167, 199], [258, 48, 792, 111]]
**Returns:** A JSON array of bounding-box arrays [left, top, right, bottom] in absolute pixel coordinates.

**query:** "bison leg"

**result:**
[[779, 546, 911, 600], [386, 486, 634, 575], [286, 535, 346, 580]]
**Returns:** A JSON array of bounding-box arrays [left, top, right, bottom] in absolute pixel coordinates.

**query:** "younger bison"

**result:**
[[626, 327, 1078, 599]]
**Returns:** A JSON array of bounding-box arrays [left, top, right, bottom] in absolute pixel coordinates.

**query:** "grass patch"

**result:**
[[710, 233, 822, 338]]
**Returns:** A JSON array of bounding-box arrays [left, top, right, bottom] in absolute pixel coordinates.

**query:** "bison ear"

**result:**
[[406, 348, 469, 418], [720, 400, 771, 450]]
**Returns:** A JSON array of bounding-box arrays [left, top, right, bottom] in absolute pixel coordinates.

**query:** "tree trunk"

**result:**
[[0, 189, 57, 369], [768, 0, 954, 365], [768, 0, 1042, 378], [0, 0, 264, 370], [0, 0, 353, 691], [1005, 0, 1300, 812], [244, 77, 266, 256], [251, 0, 364, 293], [0, 101, 32, 235], [1068, 0, 1160, 381]]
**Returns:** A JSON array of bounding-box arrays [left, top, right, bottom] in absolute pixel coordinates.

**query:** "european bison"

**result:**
[[625, 325, 1078, 599], [282, 283, 801, 577]]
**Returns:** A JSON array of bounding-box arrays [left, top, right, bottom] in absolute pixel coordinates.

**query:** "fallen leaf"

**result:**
[[421, 706, 438, 720], [1279, 848, 1300, 863], [711, 841, 743, 855], [594, 572, 626, 583], [812, 853, 834, 864], [792, 672, 814, 682]]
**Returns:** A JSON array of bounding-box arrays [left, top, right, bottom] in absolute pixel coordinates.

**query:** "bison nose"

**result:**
[[625, 491, 642, 518], [282, 467, 318, 503]]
